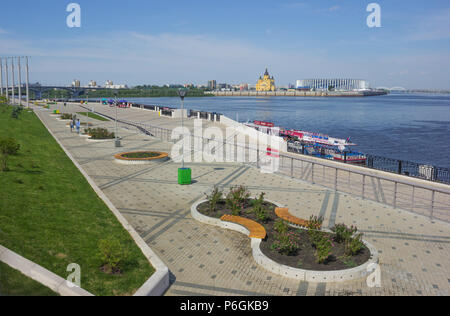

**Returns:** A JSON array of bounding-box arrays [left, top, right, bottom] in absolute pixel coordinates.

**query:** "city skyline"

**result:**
[[1, 0, 449, 89]]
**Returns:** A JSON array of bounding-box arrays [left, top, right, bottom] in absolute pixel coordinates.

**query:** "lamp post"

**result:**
[[18, 57, 22, 106], [11, 57, 15, 104], [177, 88, 191, 185], [86, 90, 89, 119], [114, 90, 120, 147], [25, 56, 29, 108], [0, 57, 3, 96], [5, 57, 8, 101]]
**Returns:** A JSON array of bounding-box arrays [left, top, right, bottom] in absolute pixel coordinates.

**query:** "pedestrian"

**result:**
[[70, 120, 74, 133], [76, 119, 81, 134]]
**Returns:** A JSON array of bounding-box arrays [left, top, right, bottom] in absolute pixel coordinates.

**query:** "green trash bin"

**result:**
[[178, 168, 192, 185]]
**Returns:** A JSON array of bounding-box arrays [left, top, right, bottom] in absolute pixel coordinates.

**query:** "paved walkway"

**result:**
[[35, 103, 450, 296]]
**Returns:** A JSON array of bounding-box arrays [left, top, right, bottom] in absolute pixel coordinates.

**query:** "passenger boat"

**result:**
[[244, 120, 367, 165]]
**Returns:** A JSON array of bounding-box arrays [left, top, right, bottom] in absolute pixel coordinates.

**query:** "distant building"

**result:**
[[256, 68, 276, 92], [72, 79, 81, 88], [239, 83, 249, 91], [105, 80, 127, 89], [207, 80, 217, 90], [296, 79, 369, 91], [218, 83, 231, 91], [89, 80, 97, 87]]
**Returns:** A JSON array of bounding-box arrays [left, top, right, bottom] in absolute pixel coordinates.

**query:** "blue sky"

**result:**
[[1, 0, 449, 89]]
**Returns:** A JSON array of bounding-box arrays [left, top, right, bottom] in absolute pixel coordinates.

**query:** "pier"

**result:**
[[206, 90, 388, 97]]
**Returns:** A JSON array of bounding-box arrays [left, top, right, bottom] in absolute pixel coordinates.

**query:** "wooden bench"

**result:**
[[220, 215, 266, 239], [275, 208, 320, 229]]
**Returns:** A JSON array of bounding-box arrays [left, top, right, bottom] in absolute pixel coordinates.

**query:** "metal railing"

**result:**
[[287, 142, 450, 185]]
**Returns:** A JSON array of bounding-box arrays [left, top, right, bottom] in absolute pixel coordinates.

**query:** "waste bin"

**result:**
[[178, 168, 192, 185]]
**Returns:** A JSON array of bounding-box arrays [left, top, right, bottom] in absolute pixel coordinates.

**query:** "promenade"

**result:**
[[34, 102, 450, 296]]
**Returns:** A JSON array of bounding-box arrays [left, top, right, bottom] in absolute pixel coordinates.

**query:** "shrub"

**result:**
[[274, 219, 289, 235], [345, 233, 364, 257], [206, 186, 223, 214], [98, 238, 128, 274], [60, 113, 74, 120], [11, 107, 23, 119], [315, 235, 334, 264], [252, 192, 269, 223], [0, 137, 20, 171], [85, 128, 115, 139], [226, 186, 250, 216], [271, 231, 300, 256], [332, 223, 357, 243], [307, 215, 324, 245]]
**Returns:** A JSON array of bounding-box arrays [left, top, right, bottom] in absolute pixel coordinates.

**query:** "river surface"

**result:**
[[120, 93, 450, 169]]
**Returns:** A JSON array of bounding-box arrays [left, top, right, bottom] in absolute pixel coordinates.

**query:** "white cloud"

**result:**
[[408, 8, 450, 41], [0, 31, 449, 89], [328, 5, 340, 12]]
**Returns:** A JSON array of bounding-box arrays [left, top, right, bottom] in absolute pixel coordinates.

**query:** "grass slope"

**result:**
[[76, 112, 109, 121], [0, 261, 59, 296], [0, 106, 154, 296]]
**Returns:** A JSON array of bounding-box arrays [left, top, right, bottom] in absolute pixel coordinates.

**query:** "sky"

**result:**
[[0, 0, 449, 89]]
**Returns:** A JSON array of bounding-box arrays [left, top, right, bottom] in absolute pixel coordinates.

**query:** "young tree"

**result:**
[[0, 138, 20, 171]]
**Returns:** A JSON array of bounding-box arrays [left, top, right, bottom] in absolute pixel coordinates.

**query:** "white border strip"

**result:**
[[33, 108, 169, 296], [0, 245, 93, 296]]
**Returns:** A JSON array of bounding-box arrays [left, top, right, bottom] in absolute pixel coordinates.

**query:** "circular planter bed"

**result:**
[[192, 189, 378, 283], [114, 151, 169, 165]]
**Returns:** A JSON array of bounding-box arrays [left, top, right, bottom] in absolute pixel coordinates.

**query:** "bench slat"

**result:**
[[221, 215, 266, 239]]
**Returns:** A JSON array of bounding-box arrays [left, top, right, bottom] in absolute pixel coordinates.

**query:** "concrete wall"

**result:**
[[220, 115, 287, 153]]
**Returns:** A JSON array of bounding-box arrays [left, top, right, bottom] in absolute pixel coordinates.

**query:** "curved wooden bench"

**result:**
[[275, 208, 320, 229], [220, 215, 266, 239]]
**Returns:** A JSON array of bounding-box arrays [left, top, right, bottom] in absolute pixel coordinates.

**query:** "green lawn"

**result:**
[[0, 105, 154, 296], [76, 112, 109, 121], [0, 261, 59, 296]]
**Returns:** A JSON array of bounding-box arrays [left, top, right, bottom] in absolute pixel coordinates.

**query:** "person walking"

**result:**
[[70, 120, 74, 133], [76, 119, 81, 134]]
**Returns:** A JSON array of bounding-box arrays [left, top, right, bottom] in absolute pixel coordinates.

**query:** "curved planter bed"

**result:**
[[191, 199, 379, 283], [114, 151, 170, 165]]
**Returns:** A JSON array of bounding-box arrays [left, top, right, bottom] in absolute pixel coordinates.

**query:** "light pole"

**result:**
[[114, 90, 120, 147], [5, 57, 8, 101], [18, 57, 22, 106], [86, 90, 89, 119], [178, 89, 187, 168], [25, 56, 29, 107], [177, 88, 191, 185], [11, 57, 15, 104], [0, 57, 3, 96]]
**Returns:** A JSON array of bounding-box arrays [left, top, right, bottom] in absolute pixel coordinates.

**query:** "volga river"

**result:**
[[124, 93, 450, 169]]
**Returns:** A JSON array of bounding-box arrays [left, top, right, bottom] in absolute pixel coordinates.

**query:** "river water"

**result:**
[[123, 93, 450, 169]]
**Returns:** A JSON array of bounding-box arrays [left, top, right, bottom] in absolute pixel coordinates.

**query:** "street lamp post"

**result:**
[[177, 89, 191, 185], [86, 91, 89, 119], [11, 57, 15, 104], [5, 57, 8, 101], [114, 91, 120, 147], [18, 57, 22, 106], [0, 57, 3, 96], [25, 56, 29, 108]]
